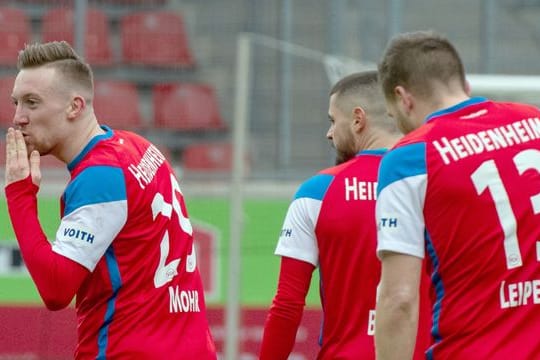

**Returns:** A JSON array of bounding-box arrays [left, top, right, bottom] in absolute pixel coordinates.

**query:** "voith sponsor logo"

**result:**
[[378, 218, 398, 229], [280, 228, 293, 237], [63, 228, 95, 244]]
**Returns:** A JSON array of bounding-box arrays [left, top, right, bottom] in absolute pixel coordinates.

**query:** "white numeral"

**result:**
[[152, 174, 196, 288], [470, 149, 540, 269]]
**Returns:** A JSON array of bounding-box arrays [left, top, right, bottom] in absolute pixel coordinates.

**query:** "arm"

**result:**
[[4, 129, 89, 310], [259, 256, 315, 360], [375, 251, 422, 360]]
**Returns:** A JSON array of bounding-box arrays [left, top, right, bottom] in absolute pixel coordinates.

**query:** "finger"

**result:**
[[14, 129, 28, 163], [5, 128, 16, 166], [29, 150, 41, 187]]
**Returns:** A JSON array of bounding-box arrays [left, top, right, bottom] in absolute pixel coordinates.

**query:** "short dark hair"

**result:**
[[330, 70, 378, 97], [329, 70, 396, 132], [17, 41, 94, 92], [378, 30, 466, 101]]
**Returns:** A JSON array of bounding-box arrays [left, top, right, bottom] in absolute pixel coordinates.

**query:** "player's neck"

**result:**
[[57, 118, 105, 165], [357, 128, 400, 151], [422, 92, 470, 121]]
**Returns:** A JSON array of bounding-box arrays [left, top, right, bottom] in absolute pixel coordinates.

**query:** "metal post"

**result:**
[[278, 0, 292, 169], [74, 0, 87, 59], [225, 33, 251, 360]]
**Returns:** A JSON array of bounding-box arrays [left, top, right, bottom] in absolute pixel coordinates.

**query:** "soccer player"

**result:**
[[4, 41, 217, 359], [375, 30, 540, 360], [259, 71, 431, 359]]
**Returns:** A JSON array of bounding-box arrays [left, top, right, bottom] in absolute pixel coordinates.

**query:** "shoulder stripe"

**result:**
[[68, 126, 114, 171], [377, 142, 426, 194], [64, 166, 126, 216], [294, 173, 334, 201]]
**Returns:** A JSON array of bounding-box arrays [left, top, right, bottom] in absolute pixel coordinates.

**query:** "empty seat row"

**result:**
[[0, 78, 226, 131], [0, 7, 194, 67]]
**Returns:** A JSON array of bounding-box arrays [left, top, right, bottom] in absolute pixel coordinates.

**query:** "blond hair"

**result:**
[[18, 41, 94, 93]]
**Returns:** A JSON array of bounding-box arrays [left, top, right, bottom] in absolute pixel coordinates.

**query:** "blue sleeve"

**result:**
[[294, 173, 334, 201], [377, 142, 427, 195], [64, 166, 127, 216]]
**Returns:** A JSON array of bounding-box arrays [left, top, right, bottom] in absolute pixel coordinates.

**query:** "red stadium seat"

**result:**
[[120, 11, 195, 67], [93, 80, 144, 130], [152, 83, 227, 131], [181, 142, 234, 172], [0, 76, 15, 129], [0, 7, 31, 65], [41, 8, 113, 65]]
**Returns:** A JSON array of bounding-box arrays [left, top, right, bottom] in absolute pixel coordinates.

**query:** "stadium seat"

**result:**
[[120, 10, 195, 68], [41, 8, 113, 65], [0, 7, 31, 66], [181, 142, 234, 172], [152, 83, 227, 131], [0, 76, 15, 129], [93, 80, 144, 130]]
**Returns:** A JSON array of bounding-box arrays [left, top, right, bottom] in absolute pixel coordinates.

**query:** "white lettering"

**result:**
[[367, 309, 376, 336], [344, 177, 357, 201], [433, 118, 540, 165], [168, 286, 201, 313], [344, 178, 377, 200], [128, 145, 166, 190], [500, 279, 540, 309], [432, 137, 458, 165]]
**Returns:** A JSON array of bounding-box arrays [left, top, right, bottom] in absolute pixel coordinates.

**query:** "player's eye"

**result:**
[[25, 99, 39, 107]]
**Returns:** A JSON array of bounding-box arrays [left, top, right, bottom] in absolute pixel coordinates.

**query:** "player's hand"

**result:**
[[5, 128, 41, 187]]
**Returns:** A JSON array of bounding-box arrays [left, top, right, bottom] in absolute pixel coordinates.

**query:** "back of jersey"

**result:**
[[421, 100, 540, 359], [69, 130, 216, 359], [316, 150, 431, 359]]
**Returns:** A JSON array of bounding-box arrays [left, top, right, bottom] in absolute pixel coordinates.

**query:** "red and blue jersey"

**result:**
[[53, 126, 216, 359], [377, 97, 540, 359], [276, 149, 431, 359]]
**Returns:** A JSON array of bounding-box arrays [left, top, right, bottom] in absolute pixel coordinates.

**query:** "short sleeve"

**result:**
[[52, 166, 128, 271], [275, 174, 334, 267], [376, 143, 428, 259]]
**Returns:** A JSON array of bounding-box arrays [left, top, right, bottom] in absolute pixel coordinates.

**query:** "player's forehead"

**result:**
[[328, 93, 348, 118], [12, 66, 59, 99]]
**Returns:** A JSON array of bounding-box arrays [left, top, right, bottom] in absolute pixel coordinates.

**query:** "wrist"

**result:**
[[5, 175, 39, 198]]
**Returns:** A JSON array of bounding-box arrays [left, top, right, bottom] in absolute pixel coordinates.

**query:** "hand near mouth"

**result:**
[[5, 127, 41, 187]]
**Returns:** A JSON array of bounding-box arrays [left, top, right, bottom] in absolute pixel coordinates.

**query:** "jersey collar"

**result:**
[[356, 148, 388, 156], [425, 96, 488, 123], [68, 125, 114, 171]]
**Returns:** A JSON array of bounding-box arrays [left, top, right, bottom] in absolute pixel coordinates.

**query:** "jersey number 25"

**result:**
[[151, 174, 197, 287]]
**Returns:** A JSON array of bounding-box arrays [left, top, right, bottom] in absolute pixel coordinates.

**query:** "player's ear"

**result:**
[[352, 106, 366, 132], [394, 86, 413, 113], [67, 95, 86, 120]]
